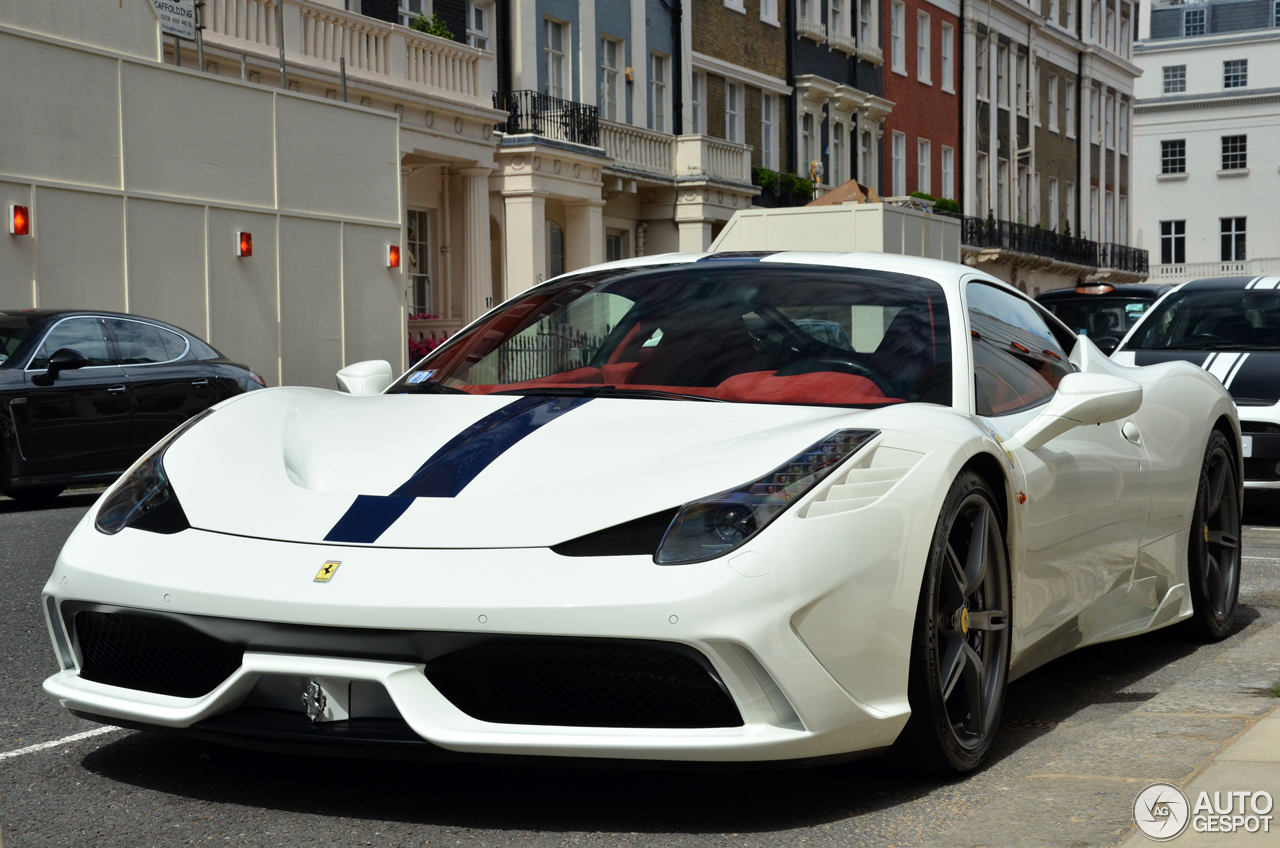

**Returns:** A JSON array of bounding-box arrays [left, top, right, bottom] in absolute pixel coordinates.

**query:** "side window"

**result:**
[[106, 319, 178, 364], [29, 318, 112, 369], [967, 283, 1072, 416]]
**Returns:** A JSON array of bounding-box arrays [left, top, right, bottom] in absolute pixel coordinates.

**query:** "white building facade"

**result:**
[[1133, 0, 1280, 283]]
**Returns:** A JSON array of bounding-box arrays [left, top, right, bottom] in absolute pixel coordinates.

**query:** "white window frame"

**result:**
[[801, 111, 815, 171], [599, 36, 622, 122], [1048, 74, 1059, 132], [860, 128, 874, 188], [1119, 101, 1128, 154], [760, 0, 779, 25], [724, 0, 745, 13], [1090, 1, 1100, 42], [1065, 81, 1076, 137], [832, 121, 845, 186], [891, 2, 906, 74], [761, 93, 776, 169], [544, 18, 568, 100], [859, 0, 875, 46], [976, 36, 988, 101], [691, 71, 704, 134], [976, 152, 988, 217], [1066, 182, 1075, 233], [941, 145, 954, 199], [940, 24, 953, 92], [1049, 177, 1059, 231], [1163, 65, 1186, 94], [1119, 195, 1128, 244], [398, 0, 428, 28], [725, 81, 741, 143], [648, 52, 668, 132], [996, 44, 1008, 107], [1104, 189, 1113, 240], [465, 1, 492, 51], [1120, 15, 1130, 59], [831, 0, 848, 37], [1105, 93, 1114, 148], [1224, 59, 1248, 89], [1049, 0, 1059, 25], [1106, 10, 1115, 51], [1184, 8, 1206, 36], [1089, 186, 1099, 238], [917, 138, 930, 196], [996, 158, 1007, 219], [1016, 53, 1027, 115], [917, 12, 931, 83], [1089, 87, 1099, 144], [892, 131, 906, 196]]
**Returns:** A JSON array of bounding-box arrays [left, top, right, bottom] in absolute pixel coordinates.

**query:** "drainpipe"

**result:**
[[786, 7, 796, 174], [1076, 49, 1083, 239], [958, 0, 965, 212]]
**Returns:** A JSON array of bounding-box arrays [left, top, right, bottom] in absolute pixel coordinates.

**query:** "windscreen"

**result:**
[[1042, 295, 1153, 341], [390, 263, 952, 408], [1127, 289, 1280, 351], [0, 317, 36, 366]]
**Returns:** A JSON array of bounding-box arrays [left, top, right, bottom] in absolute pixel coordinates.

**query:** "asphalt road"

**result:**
[[2, 492, 1279, 848]]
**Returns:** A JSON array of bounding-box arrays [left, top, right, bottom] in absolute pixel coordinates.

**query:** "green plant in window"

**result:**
[[412, 12, 453, 40], [752, 167, 781, 192]]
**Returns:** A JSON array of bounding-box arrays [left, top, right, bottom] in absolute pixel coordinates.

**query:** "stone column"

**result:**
[[988, 35, 998, 218], [677, 219, 713, 253], [1078, 71, 1092, 238], [459, 167, 492, 324], [502, 190, 548, 300], [962, 18, 978, 216], [564, 199, 606, 271]]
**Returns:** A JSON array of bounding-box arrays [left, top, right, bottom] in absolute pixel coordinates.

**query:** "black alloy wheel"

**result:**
[[1185, 429, 1241, 641], [895, 471, 1011, 775]]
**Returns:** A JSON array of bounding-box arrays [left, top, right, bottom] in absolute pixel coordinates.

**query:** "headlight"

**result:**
[[95, 410, 213, 535], [655, 429, 878, 565]]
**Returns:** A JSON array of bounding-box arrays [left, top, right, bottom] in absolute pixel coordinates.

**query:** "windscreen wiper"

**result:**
[[387, 381, 469, 394]]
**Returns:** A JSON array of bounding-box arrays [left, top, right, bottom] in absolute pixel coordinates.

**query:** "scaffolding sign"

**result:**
[[152, 0, 196, 41]]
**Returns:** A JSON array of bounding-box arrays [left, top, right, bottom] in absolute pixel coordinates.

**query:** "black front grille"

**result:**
[[551, 509, 679, 557], [425, 642, 743, 728], [1241, 421, 1280, 434], [75, 611, 244, 698], [1243, 458, 1280, 481]]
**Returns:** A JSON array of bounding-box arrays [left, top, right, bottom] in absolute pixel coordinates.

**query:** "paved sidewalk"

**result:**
[[917, 617, 1280, 848]]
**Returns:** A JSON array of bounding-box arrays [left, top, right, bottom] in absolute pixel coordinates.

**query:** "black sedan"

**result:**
[[0, 309, 265, 502], [1036, 283, 1173, 356]]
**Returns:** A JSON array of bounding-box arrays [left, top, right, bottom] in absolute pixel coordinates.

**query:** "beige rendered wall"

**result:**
[[0, 15, 404, 386], [710, 204, 962, 262]]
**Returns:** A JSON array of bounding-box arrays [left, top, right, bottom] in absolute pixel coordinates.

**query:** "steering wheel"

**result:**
[[775, 358, 895, 397]]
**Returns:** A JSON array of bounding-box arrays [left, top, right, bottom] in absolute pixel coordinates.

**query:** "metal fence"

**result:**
[[493, 90, 600, 148], [1097, 242, 1150, 275], [956, 215, 1150, 273], [497, 323, 606, 383]]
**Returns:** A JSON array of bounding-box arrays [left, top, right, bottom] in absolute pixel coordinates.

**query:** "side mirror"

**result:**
[[1008, 372, 1143, 452], [336, 360, 394, 396], [33, 348, 89, 385]]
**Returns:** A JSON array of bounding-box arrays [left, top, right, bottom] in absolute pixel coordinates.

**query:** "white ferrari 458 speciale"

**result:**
[[42, 252, 1242, 774]]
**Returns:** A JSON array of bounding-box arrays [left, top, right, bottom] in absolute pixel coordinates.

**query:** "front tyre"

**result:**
[[894, 471, 1011, 776], [1184, 429, 1241, 641]]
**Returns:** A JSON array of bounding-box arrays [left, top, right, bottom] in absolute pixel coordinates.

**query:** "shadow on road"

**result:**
[[78, 609, 1259, 834], [0, 490, 101, 515]]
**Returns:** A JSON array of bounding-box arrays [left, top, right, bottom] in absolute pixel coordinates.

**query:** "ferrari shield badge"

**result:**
[[314, 561, 341, 583]]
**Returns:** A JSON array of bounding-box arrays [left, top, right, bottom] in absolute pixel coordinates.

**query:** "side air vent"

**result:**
[[74, 611, 244, 698], [551, 508, 679, 557], [801, 445, 923, 518], [1240, 421, 1280, 434]]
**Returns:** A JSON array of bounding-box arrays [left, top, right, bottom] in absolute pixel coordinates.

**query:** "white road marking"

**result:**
[[0, 726, 120, 761]]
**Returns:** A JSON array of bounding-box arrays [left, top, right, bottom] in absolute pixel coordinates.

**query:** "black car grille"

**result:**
[[74, 611, 244, 698], [424, 642, 743, 728], [1240, 421, 1280, 435], [551, 509, 679, 557], [1243, 458, 1280, 481]]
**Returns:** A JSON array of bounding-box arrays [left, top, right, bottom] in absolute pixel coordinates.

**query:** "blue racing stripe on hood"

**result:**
[[324, 395, 593, 544]]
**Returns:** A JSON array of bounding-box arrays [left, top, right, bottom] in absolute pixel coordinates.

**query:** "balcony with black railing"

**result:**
[[493, 90, 600, 148], [1097, 242, 1150, 275], [955, 215, 1148, 277]]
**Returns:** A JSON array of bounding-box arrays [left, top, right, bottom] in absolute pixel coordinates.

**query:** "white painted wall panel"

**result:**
[[125, 197, 208, 337], [0, 0, 160, 61], [0, 32, 122, 189], [121, 63, 276, 208], [34, 188, 125, 311], [279, 216, 343, 388], [207, 208, 279, 382], [342, 223, 404, 371], [0, 180, 34, 307]]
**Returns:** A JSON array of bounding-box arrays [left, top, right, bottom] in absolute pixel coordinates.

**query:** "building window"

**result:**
[[1091, 1, 1100, 41], [831, 122, 844, 186], [1089, 186, 1098, 237], [832, 0, 847, 37], [941, 24, 954, 92], [691, 72, 703, 134], [1067, 0, 1075, 31], [996, 45, 1008, 107], [997, 159, 1008, 219], [1048, 74, 1059, 131], [860, 129, 873, 187], [1048, 178, 1059, 231], [406, 208, 433, 316], [941, 146, 954, 199], [548, 222, 565, 278], [1163, 65, 1186, 94], [1222, 134, 1247, 170], [606, 230, 627, 262], [802, 112, 815, 171], [1161, 140, 1186, 174], [466, 2, 491, 50], [1105, 93, 1114, 148], [1104, 190, 1113, 240], [544, 19, 567, 99], [1221, 217, 1246, 261], [600, 38, 621, 122], [1120, 16, 1130, 59], [976, 36, 988, 100], [1224, 59, 1248, 88], [976, 152, 988, 217], [398, 0, 427, 28], [1066, 181, 1075, 232], [892, 131, 906, 196], [761, 0, 777, 24], [1161, 220, 1185, 264], [1016, 54, 1027, 115], [1106, 10, 1114, 50], [1184, 8, 1206, 36], [1065, 81, 1075, 136], [891, 3, 905, 73], [1119, 195, 1128, 244], [917, 138, 930, 195], [917, 12, 930, 82], [648, 52, 667, 132], [1120, 102, 1128, 154], [761, 93, 775, 168], [727, 82, 742, 143], [1089, 88, 1098, 143], [860, 0, 873, 44], [1050, 0, 1059, 24]]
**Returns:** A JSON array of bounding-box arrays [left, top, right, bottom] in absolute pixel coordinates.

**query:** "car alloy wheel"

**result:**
[[896, 470, 1010, 775], [1186, 430, 1241, 641]]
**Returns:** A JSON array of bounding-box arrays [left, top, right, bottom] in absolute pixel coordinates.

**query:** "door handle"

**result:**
[[107, 385, 127, 395], [191, 378, 210, 387]]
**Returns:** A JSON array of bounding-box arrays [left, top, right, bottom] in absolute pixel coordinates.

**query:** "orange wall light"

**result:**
[[9, 205, 30, 236], [387, 245, 401, 268], [236, 231, 252, 257]]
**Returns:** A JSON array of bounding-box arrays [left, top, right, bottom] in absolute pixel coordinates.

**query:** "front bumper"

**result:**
[[42, 517, 917, 763]]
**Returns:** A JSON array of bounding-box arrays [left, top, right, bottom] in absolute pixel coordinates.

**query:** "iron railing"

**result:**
[[493, 90, 600, 148], [497, 323, 606, 384], [1097, 242, 1150, 275], [960, 216, 1100, 267]]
